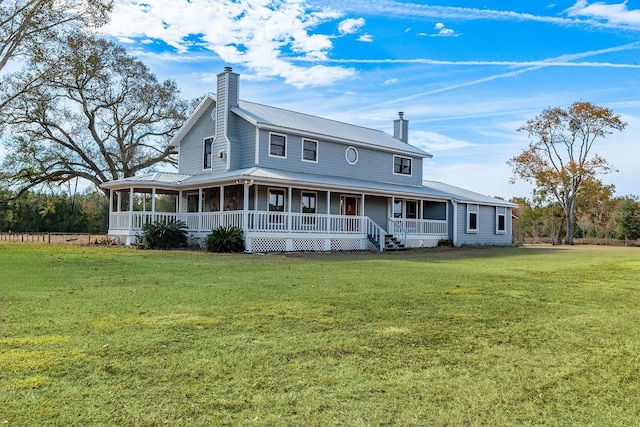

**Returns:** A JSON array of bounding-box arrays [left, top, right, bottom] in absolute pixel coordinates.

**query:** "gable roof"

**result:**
[[170, 94, 431, 158], [232, 100, 431, 158]]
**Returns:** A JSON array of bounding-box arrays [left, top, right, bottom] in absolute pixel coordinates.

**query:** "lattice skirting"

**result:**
[[404, 237, 440, 248], [247, 236, 371, 253], [250, 237, 288, 253]]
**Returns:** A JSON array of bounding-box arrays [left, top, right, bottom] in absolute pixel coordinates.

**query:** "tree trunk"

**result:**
[[565, 195, 576, 245]]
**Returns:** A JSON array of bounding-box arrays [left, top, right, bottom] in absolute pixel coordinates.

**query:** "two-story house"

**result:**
[[102, 67, 516, 251]]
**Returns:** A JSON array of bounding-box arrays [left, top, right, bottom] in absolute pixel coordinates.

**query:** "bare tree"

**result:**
[[0, 0, 113, 109], [509, 102, 627, 244], [0, 33, 191, 197]]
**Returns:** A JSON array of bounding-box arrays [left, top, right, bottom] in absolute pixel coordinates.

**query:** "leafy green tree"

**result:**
[[0, 32, 191, 198], [613, 196, 640, 241], [574, 180, 615, 239], [509, 102, 627, 244]]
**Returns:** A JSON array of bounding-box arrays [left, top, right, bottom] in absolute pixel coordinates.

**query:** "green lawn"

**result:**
[[1, 244, 639, 426]]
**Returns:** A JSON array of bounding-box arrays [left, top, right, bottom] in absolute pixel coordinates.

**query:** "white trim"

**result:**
[[203, 136, 214, 170], [466, 204, 479, 234], [301, 138, 318, 163], [393, 155, 412, 176], [255, 128, 260, 165], [301, 191, 317, 214], [268, 132, 287, 159], [345, 146, 358, 165], [496, 206, 507, 234], [267, 187, 287, 212]]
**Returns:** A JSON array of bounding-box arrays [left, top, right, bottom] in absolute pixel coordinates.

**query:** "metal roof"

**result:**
[[232, 100, 431, 158], [169, 94, 431, 158], [101, 167, 515, 208]]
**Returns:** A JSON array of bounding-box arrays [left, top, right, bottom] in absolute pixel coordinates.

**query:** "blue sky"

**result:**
[[91, 1, 640, 198]]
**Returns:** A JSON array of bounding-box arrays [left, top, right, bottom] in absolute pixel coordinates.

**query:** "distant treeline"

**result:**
[[512, 194, 640, 244], [0, 189, 108, 234]]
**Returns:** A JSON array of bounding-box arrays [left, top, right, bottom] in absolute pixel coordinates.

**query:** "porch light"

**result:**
[[235, 179, 254, 186]]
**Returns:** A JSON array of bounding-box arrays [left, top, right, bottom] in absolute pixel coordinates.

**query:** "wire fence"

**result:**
[[0, 232, 103, 245], [524, 237, 640, 247]]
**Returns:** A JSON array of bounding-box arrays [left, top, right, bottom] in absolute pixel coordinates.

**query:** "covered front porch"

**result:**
[[105, 177, 450, 252]]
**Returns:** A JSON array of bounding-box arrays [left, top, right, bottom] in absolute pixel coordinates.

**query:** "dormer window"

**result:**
[[203, 137, 213, 169], [394, 155, 412, 175], [269, 133, 286, 158]]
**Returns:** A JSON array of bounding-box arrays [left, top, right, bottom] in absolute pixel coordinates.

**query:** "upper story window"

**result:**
[[203, 137, 213, 169], [302, 139, 318, 162], [467, 204, 479, 234], [394, 155, 412, 175], [269, 133, 286, 158], [496, 207, 507, 234], [345, 146, 358, 164]]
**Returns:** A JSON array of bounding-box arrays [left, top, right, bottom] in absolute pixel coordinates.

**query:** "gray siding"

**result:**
[[230, 116, 257, 170], [455, 203, 512, 246], [178, 103, 216, 175], [256, 129, 423, 186], [365, 195, 389, 231]]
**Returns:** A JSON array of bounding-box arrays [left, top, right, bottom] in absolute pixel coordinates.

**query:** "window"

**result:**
[[393, 200, 402, 218], [268, 189, 285, 212], [496, 207, 507, 234], [269, 188, 286, 225], [345, 146, 358, 164], [302, 192, 316, 214], [187, 193, 199, 213], [394, 156, 412, 175], [467, 204, 479, 233], [302, 139, 318, 162], [269, 133, 286, 157], [405, 201, 418, 219], [203, 137, 213, 169]]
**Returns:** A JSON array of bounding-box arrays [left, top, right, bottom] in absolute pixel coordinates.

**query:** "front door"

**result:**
[[340, 196, 360, 232], [344, 197, 357, 216]]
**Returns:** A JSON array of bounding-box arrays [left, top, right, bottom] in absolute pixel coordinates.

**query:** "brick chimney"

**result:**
[[393, 112, 408, 143]]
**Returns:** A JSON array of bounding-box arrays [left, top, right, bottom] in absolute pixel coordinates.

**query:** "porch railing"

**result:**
[[110, 211, 448, 237], [388, 218, 448, 236]]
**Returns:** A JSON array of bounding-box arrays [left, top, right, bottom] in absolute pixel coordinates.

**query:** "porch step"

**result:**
[[384, 234, 407, 251]]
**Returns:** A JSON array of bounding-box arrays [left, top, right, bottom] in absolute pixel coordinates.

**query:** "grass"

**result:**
[[1, 244, 639, 426]]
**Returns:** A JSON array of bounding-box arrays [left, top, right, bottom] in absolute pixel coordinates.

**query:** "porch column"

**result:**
[[326, 190, 331, 233], [220, 185, 225, 212], [129, 187, 134, 229], [151, 188, 157, 222], [360, 193, 365, 233], [108, 190, 114, 230], [198, 188, 203, 232], [243, 183, 249, 232], [287, 186, 292, 232]]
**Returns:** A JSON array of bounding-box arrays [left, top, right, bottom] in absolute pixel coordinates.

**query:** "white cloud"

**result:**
[[565, 0, 640, 25], [357, 34, 374, 42], [338, 17, 366, 34], [383, 78, 399, 85], [431, 22, 461, 37], [411, 130, 474, 152], [98, 0, 354, 88]]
